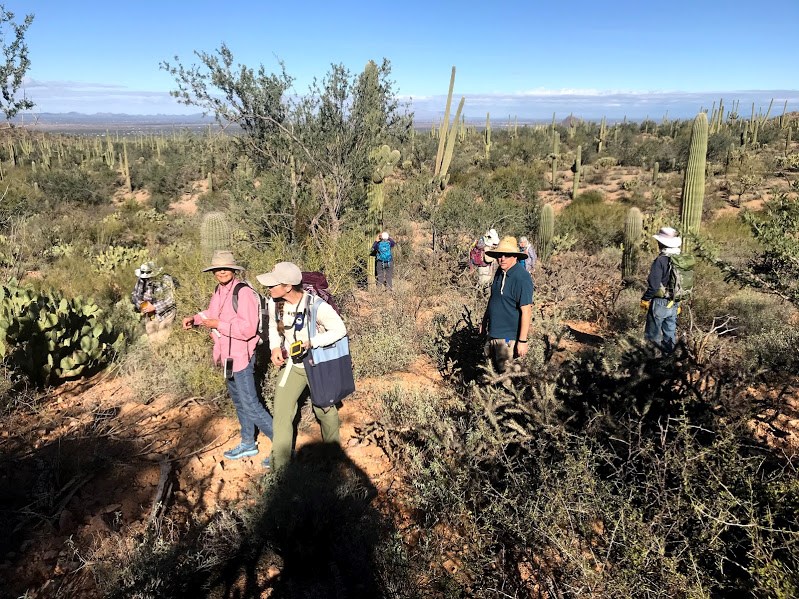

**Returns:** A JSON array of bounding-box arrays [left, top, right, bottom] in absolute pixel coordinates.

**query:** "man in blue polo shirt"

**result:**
[[480, 236, 534, 374]]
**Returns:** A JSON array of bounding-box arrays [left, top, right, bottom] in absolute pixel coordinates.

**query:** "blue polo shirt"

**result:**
[[487, 262, 534, 341]]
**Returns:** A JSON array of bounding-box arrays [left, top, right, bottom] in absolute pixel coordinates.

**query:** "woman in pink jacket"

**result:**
[[182, 251, 273, 462]]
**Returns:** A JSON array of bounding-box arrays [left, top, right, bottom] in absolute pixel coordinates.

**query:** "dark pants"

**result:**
[[227, 354, 274, 444], [376, 260, 393, 290]]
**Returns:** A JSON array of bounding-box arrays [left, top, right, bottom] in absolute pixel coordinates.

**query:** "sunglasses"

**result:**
[[495, 253, 517, 258]]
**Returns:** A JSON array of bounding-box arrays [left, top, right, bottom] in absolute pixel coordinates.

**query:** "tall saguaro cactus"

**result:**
[[572, 145, 582, 199], [550, 131, 560, 190], [484, 112, 491, 160], [621, 207, 643, 282], [536, 204, 554, 263], [680, 112, 709, 241], [433, 66, 465, 189]]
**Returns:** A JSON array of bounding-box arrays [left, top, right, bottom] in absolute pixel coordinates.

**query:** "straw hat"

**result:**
[[652, 227, 682, 248], [202, 250, 245, 272], [485, 236, 528, 260]]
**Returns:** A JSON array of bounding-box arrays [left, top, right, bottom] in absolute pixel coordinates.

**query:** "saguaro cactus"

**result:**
[[433, 67, 465, 189], [652, 161, 659, 185], [484, 112, 491, 160], [680, 112, 709, 240], [536, 204, 554, 263], [621, 207, 643, 282], [200, 212, 232, 260], [550, 131, 560, 190], [572, 145, 582, 199]]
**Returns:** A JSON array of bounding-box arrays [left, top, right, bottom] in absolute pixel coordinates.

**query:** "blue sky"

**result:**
[[11, 0, 799, 119]]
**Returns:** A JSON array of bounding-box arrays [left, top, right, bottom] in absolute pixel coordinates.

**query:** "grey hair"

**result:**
[[519, 236, 529, 243]]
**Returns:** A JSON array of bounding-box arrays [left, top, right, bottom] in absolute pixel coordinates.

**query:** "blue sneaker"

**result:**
[[223, 442, 258, 460], [261, 456, 271, 469]]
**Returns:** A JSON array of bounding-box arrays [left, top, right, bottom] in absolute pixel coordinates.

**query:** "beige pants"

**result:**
[[484, 338, 517, 374], [145, 310, 176, 344]]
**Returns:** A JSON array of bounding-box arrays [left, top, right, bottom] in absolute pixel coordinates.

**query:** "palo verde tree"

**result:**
[[0, 4, 34, 122], [161, 47, 409, 246]]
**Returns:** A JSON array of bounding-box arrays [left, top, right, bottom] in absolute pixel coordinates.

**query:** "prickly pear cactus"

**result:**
[[0, 281, 124, 385], [94, 246, 149, 274]]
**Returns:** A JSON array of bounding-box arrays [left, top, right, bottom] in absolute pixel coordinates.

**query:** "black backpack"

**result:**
[[231, 281, 268, 346]]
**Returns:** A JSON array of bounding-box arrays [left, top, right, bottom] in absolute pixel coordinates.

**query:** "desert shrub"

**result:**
[[36, 166, 116, 206], [348, 287, 417, 378], [120, 328, 226, 404], [536, 248, 623, 326], [375, 332, 799, 597], [557, 191, 626, 253]]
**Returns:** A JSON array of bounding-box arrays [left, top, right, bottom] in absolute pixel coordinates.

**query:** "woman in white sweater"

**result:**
[[256, 261, 347, 471]]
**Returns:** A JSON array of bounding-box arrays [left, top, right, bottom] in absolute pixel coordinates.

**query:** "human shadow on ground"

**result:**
[[197, 441, 399, 599]]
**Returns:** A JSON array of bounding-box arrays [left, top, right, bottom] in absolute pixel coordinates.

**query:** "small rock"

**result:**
[[58, 509, 75, 532]]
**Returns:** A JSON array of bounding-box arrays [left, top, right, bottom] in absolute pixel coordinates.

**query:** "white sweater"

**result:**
[[267, 294, 347, 367]]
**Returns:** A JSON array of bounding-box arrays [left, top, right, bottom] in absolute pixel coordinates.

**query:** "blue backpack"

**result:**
[[376, 240, 392, 263]]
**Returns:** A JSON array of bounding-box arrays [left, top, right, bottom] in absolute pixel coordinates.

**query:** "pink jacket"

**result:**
[[192, 279, 259, 372]]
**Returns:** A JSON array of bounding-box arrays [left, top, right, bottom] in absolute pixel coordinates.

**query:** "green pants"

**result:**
[[272, 364, 340, 471]]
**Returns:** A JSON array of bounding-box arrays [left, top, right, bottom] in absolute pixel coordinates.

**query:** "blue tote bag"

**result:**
[[303, 299, 355, 408]]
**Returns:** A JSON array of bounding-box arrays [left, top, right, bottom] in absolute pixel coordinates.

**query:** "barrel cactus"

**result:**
[[536, 204, 555, 263], [621, 207, 643, 282], [200, 212, 232, 260], [680, 112, 709, 240]]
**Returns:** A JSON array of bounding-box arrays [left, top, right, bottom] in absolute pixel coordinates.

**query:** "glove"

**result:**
[[639, 300, 650, 312], [677, 304, 682, 315]]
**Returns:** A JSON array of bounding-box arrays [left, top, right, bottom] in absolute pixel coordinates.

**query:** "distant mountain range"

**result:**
[[11, 112, 218, 132]]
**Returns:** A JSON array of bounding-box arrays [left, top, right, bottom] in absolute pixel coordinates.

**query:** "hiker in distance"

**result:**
[[371, 231, 396, 290], [130, 261, 177, 343], [518, 236, 537, 275], [182, 250, 273, 462], [476, 228, 499, 286], [640, 226, 684, 354], [480, 236, 534, 374], [259, 261, 349, 471]]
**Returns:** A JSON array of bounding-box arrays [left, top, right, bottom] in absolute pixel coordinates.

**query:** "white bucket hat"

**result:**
[[652, 227, 682, 248], [135, 262, 160, 279]]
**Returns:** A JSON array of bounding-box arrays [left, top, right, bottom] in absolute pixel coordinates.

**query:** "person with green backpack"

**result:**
[[640, 227, 694, 354]]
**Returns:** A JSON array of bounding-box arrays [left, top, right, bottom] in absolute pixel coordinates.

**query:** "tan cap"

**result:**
[[256, 261, 302, 287]]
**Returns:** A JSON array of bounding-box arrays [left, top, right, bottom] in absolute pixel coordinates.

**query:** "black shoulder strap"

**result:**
[[232, 281, 249, 313]]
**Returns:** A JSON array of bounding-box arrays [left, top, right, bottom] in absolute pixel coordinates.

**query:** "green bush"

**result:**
[[557, 191, 626, 253], [36, 166, 116, 206]]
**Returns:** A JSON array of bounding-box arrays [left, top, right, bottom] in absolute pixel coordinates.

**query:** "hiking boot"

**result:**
[[261, 456, 271, 470], [223, 442, 258, 460]]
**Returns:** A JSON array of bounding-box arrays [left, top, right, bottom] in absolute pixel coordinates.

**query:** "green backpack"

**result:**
[[667, 254, 695, 302]]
